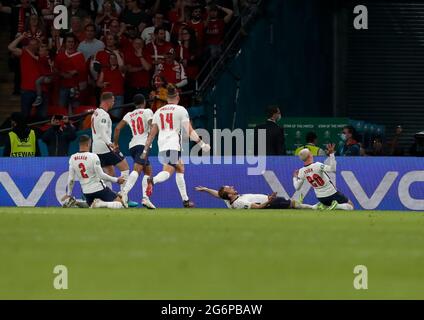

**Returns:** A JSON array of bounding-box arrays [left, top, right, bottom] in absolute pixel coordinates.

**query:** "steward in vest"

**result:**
[[4, 113, 38, 157], [294, 132, 326, 156]]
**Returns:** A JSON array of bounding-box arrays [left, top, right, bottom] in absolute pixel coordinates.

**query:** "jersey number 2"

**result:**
[[79, 163, 89, 179], [306, 174, 325, 187], [131, 117, 145, 135], [160, 113, 174, 130]]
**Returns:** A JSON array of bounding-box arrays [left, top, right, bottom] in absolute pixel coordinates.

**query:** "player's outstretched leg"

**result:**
[[90, 199, 124, 209], [146, 170, 172, 197], [175, 163, 194, 208], [328, 200, 354, 211]]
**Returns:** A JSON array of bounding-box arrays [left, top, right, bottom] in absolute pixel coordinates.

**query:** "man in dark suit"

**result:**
[[254, 106, 286, 155]]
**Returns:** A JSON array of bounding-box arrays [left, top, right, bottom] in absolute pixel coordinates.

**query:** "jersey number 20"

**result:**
[[306, 174, 325, 187]]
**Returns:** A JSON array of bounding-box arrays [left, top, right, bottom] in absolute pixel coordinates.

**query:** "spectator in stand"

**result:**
[[23, 13, 45, 44], [70, 16, 86, 44], [77, 23, 105, 60], [95, 0, 120, 32], [3, 112, 39, 157], [176, 26, 199, 89], [120, 0, 149, 33], [124, 37, 152, 102], [187, 4, 205, 48], [409, 132, 424, 157], [96, 53, 126, 118], [254, 106, 285, 156], [338, 125, 361, 156], [68, 0, 89, 20], [366, 136, 386, 156], [146, 26, 174, 67], [94, 33, 123, 70], [149, 75, 167, 112], [0, 0, 38, 95], [205, 3, 233, 59], [168, 0, 187, 43], [141, 11, 170, 44], [156, 47, 188, 89], [39, 0, 63, 29], [8, 33, 44, 119], [33, 43, 54, 110], [48, 26, 64, 53], [42, 115, 77, 156], [388, 125, 404, 156], [294, 132, 326, 156], [55, 33, 87, 114], [95, 0, 122, 16]]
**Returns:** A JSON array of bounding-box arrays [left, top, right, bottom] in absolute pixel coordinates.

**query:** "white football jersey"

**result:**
[[68, 152, 110, 194], [91, 108, 112, 154], [295, 154, 337, 198], [152, 104, 190, 152], [224, 194, 269, 209], [123, 108, 154, 149]]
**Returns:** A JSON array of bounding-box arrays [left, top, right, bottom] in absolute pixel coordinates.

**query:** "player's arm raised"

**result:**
[[322, 143, 337, 172], [292, 169, 305, 191]]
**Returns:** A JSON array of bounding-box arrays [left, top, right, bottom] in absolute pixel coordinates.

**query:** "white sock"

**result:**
[[312, 203, 320, 210], [294, 202, 314, 209], [176, 173, 189, 202], [153, 171, 171, 184], [120, 170, 130, 192], [336, 203, 354, 210], [95, 200, 123, 209], [123, 171, 139, 194], [142, 175, 149, 199]]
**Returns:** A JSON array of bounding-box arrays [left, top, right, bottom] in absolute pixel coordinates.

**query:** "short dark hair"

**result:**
[[343, 125, 355, 134], [166, 84, 178, 99], [218, 187, 230, 200], [306, 132, 317, 143], [101, 92, 114, 102], [79, 135, 91, 144], [266, 105, 280, 119], [133, 94, 145, 105], [154, 26, 167, 34], [64, 33, 77, 43]]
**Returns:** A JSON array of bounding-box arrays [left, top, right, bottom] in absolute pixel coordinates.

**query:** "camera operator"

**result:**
[[42, 115, 77, 156]]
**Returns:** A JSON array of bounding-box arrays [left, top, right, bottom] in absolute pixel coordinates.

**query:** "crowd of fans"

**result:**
[[0, 0, 243, 123]]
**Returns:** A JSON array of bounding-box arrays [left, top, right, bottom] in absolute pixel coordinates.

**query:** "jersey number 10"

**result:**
[[160, 113, 174, 130], [131, 117, 145, 135]]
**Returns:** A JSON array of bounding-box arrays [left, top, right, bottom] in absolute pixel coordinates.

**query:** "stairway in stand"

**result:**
[[0, 28, 21, 126]]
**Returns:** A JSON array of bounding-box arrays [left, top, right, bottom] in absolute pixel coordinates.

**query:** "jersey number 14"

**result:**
[[160, 113, 174, 130]]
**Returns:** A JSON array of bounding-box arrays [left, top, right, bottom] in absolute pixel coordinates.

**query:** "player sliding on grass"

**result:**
[[293, 143, 354, 210], [141, 85, 210, 208], [62, 135, 126, 209], [113, 94, 156, 209], [195, 186, 314, 210]]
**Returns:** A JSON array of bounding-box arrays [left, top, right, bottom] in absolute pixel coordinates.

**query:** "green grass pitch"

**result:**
[[0, 207, 424, 300]]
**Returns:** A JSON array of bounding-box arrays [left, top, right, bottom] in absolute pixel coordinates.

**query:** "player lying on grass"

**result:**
[[113, 94, 156, 209], [293, 144, 354, 210], [195, 186, 314, 210], [62, 135, 126, 209]]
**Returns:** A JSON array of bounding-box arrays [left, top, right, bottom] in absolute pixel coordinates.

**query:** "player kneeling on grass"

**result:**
[[293, 144, 354, 210], [195, 186, 314, 210], [62, 135, 126, 209], [113, 94, 156, 209]]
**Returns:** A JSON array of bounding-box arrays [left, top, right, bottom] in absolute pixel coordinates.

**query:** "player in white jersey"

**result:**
[[91, 92, 130, 192], [113, 94, 156, 209], [141, 84, 211, 208], [293, 144, 354, 210], [195, 186, 314, 210], [62, 135, 126, 209]]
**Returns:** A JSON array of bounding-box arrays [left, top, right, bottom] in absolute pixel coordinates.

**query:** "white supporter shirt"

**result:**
[[141, 26, 170, 44], [152, 104, 190, 152], [224, 194, 269, 209], [293, 154, 338, 198], [68, 152, 117, 194], [123, 108, 154, 149], [91, 108, 112, 154]]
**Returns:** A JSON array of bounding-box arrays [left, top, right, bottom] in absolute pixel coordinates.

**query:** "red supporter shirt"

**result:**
[[145, 41, 174, 61], [176, 45, 199, 80], [20, 49, 40, 91], [205, 19, 225, 45], [55, 50, 87, 88], [157, 61, 186, 86], [102, 67, 124, 96], [124, 48, 152, 88], [187, 20, 205, 46]]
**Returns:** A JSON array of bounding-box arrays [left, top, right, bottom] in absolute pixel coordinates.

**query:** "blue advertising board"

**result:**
[[0, 157, 423, 210]]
